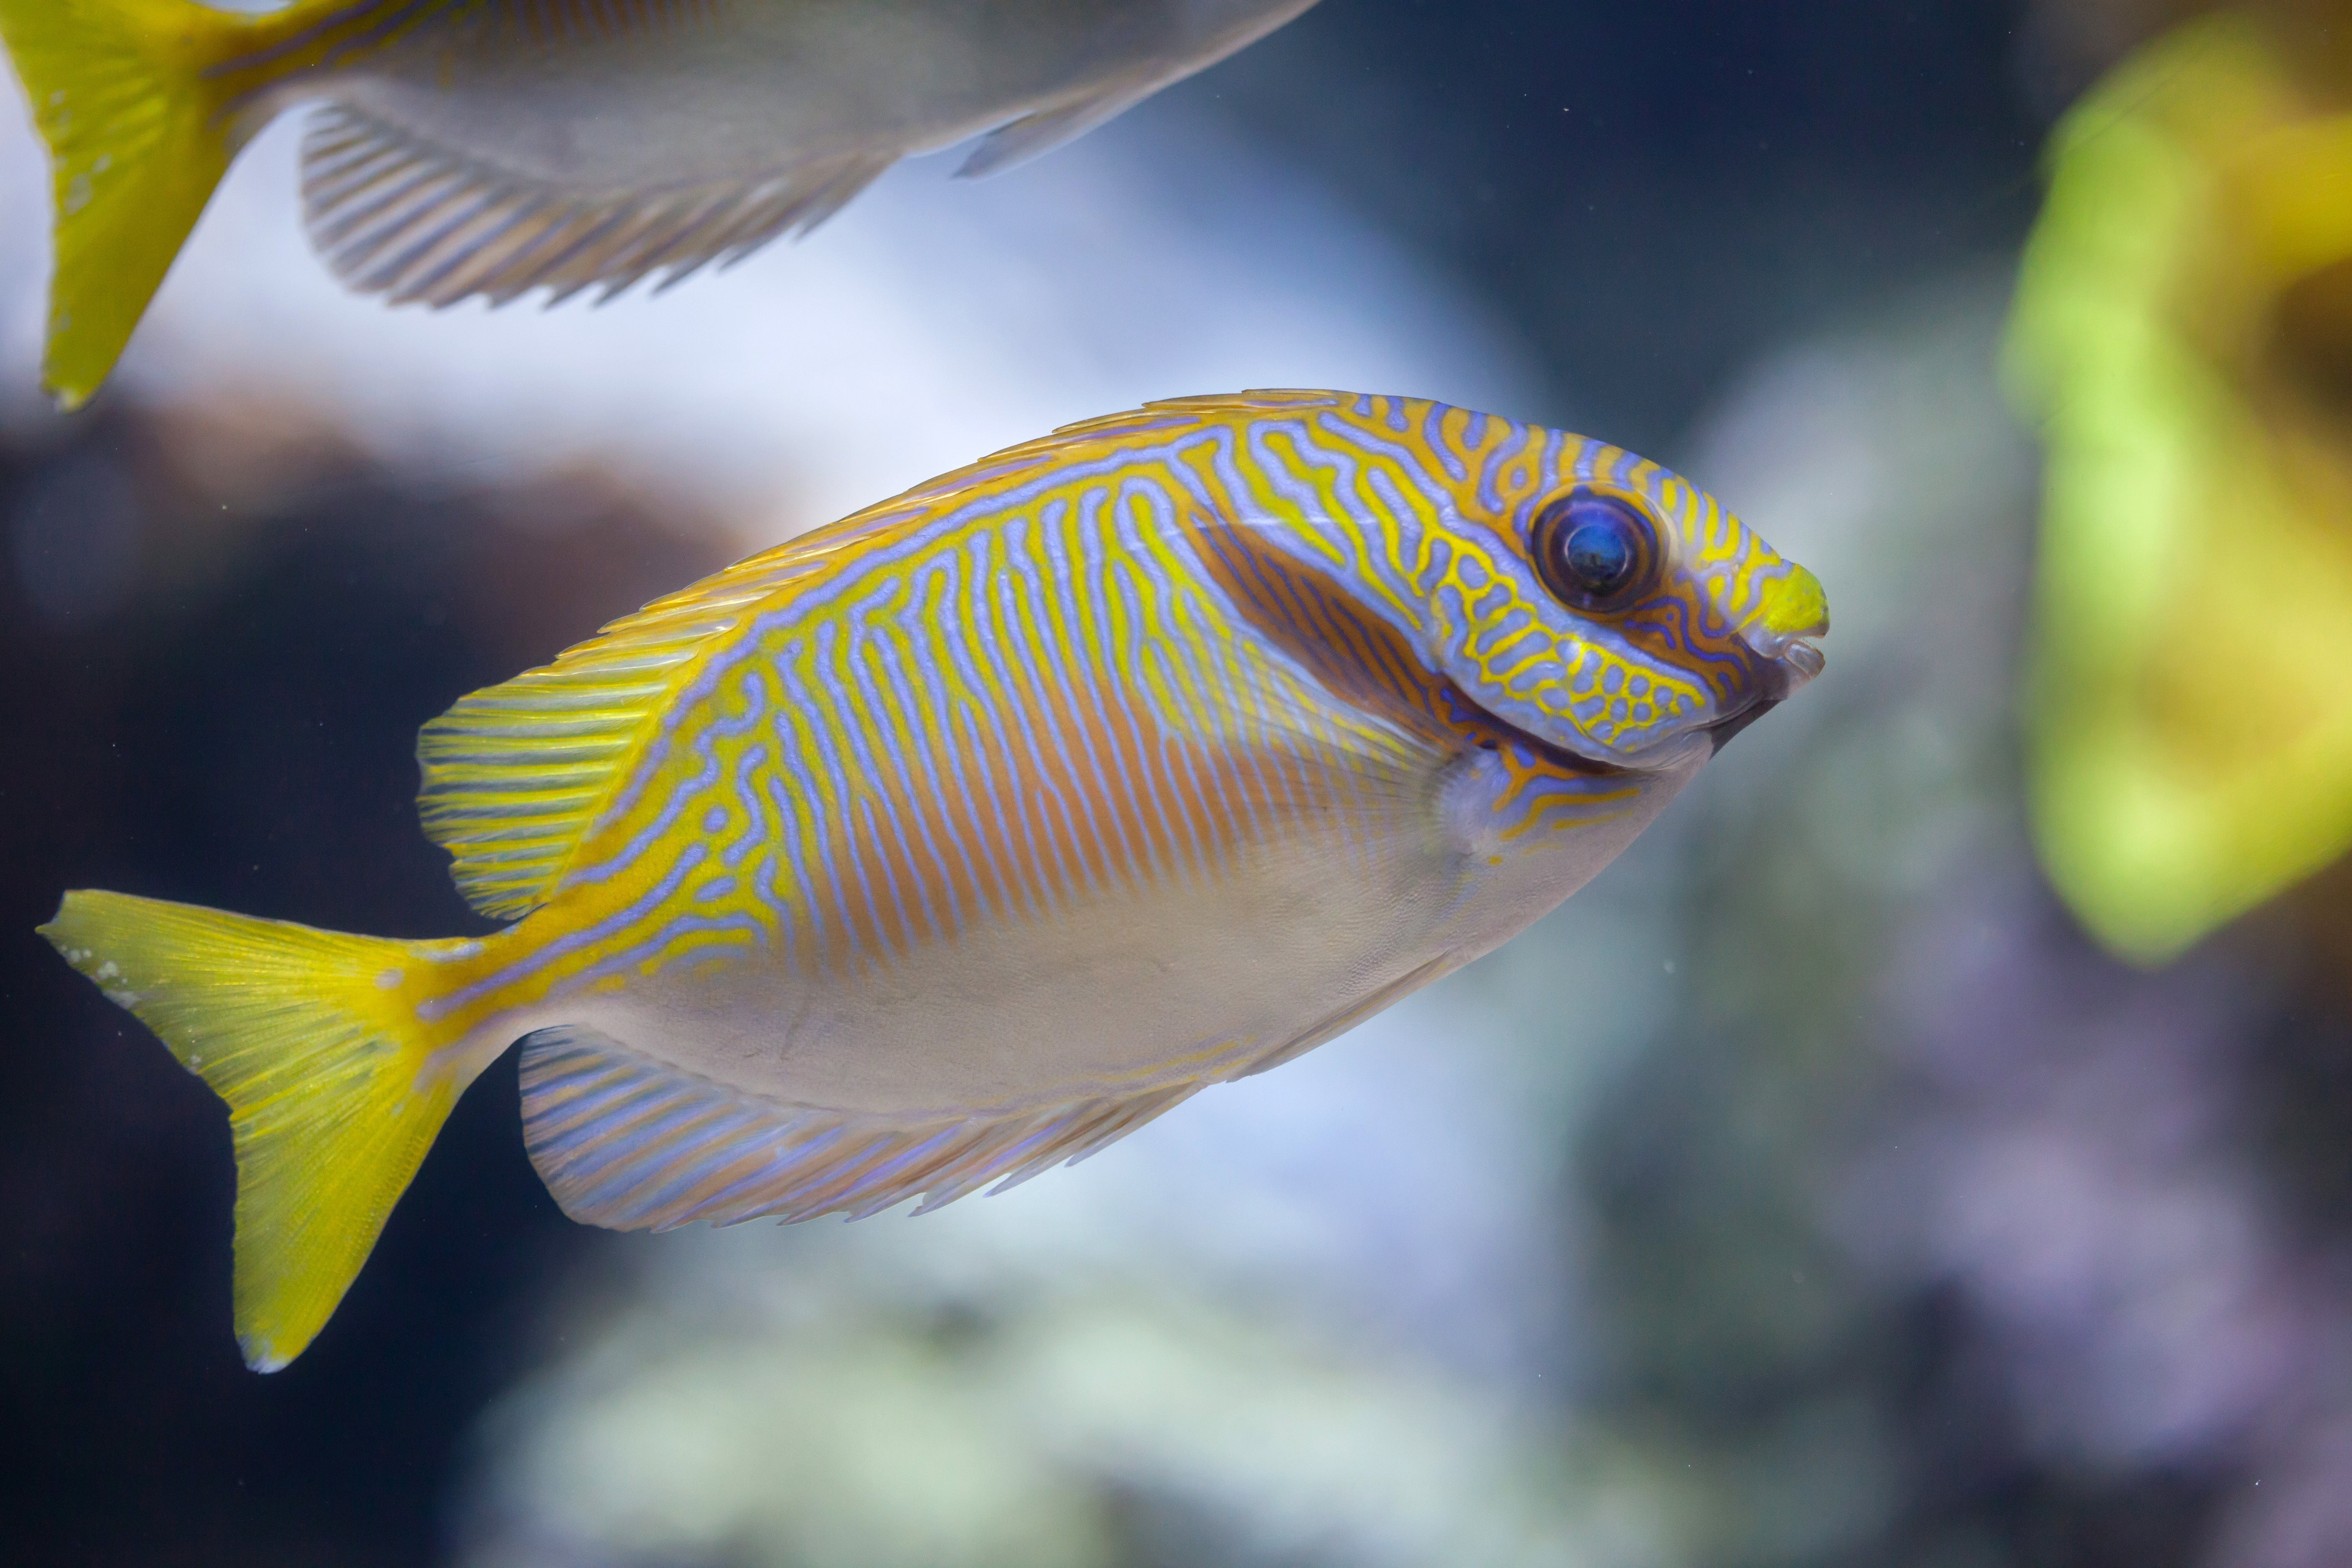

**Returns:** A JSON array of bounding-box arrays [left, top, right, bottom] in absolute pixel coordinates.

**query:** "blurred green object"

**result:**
[[2009, 10, 2352, 964]]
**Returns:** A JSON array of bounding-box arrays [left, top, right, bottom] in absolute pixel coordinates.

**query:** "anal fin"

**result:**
[[300, 106, 888, 309], [519, 1029, 1202, 1231]]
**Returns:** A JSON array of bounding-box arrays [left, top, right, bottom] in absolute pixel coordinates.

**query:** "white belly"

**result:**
[[542, 747, 1694, 1118]]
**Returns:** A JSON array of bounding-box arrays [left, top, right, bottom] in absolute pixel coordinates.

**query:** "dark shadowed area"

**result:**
[[0, 413, 724, 1564]]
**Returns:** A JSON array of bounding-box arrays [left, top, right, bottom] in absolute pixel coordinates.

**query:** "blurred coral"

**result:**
[[459, 1283, 1682, 1568]]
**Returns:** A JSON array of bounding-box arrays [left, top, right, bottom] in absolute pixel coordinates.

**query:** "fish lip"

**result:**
[[1774, 638, 1827, 688], [1737, 566, 1831, 665], [1700, 640, 1823, 756], [1740, 634, 1827, 700]]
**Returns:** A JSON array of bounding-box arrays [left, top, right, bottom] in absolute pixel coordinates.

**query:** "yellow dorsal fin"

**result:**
[[1145, 389, 1349, 415], [1041, 389, 1346, 446], [908, 391, 1346, 489], [417, 537, 842, 920], [415, 432, 1072, 920]]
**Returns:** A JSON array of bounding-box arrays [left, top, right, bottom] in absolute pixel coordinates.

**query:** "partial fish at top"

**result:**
[[0, 0, 1323, 408], [41, 390, 1828, 1370]]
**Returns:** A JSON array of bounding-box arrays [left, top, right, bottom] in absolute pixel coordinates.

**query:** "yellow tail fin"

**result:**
[[0, 0, 286, 408], [40, 890, 474, 1370]]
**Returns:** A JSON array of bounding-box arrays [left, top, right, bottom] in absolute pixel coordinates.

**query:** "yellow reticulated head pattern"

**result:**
[[1242, 397, 1829, 770]]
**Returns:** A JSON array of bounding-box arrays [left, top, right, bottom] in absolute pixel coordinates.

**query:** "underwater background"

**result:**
[[10, 2, 2352, 1565]]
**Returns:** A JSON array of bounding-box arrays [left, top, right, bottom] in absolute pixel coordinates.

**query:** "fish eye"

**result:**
[[1531, 493, 1657, 611]]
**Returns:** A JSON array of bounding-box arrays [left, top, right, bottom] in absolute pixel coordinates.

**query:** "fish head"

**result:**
[[1424, 431, 1827, 770]]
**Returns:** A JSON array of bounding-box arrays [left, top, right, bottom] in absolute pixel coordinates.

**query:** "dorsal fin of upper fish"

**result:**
[[416, 395, 1375, 921], [519, 1026, 1210, 1230], [299, 106, 892, 309]]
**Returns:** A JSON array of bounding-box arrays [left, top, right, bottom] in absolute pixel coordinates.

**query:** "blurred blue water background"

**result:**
[[14, 4, 2352, 1566]]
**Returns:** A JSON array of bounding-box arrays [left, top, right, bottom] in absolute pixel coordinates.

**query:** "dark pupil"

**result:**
[[1562, 517, 1637, 596]]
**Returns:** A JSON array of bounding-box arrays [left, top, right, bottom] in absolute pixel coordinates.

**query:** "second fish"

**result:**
[[0, 0, 1322, 407]]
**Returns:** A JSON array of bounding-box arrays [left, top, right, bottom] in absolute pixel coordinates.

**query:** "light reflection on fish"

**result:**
[[40, 390, 1828, 1369], [0, 0, 1322, 407]]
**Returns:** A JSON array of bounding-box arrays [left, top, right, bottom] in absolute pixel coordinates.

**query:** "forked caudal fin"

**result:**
[[0, 0, 340, 408], [39, 890, 479, 1371]]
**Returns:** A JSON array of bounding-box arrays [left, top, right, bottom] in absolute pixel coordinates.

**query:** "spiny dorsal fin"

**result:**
[[1001, 389, 1349, 458], [1145, 389, 1351, 415], [300, 105, 890, 309]]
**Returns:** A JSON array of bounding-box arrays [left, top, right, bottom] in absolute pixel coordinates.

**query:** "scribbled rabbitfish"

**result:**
[[0, 0, 1321, 407], [41, 391, 1829, 1369]]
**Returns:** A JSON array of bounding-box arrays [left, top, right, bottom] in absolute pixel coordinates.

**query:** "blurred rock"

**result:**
[[461, 1286, 1682, 1568]]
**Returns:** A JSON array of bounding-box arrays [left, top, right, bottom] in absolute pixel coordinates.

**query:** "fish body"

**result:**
[[42, 391, 1827, 1368], [0, 0, 1320, 406], [290, 0, 1312, 187]]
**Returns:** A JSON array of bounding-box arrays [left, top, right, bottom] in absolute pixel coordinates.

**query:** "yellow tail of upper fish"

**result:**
[[0, 0, 340, 409], [40, 890, 474, 1370]]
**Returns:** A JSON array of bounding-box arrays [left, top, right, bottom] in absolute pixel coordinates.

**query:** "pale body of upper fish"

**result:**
[[0, 0, 1320, 405], [42, 391, 1828, 1369]]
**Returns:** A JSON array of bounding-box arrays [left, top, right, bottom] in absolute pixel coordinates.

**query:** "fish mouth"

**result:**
[[1444, 634, 1824, 769], [1774, 638, 1827, 687], [1703, 637, 1824, 756]]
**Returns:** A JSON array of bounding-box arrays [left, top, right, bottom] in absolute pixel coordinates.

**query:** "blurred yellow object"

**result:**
[[2008, 12, 2352, 964], [0, 0, 1321, 410]]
